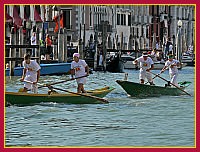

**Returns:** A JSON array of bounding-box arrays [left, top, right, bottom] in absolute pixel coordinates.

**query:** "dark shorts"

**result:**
[[45, 46, 52, 55]]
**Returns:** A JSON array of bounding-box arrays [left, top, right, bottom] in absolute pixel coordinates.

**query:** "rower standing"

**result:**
[[133, 51, 154, 85], [20, 54, 41, 93], [71, 53, 89, 93], [161, 54, 180, 86]]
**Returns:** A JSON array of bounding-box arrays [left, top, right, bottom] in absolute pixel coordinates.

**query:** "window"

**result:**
[[124, 14, 126, 25], [146, 26, 149, 38], [157, 5, 159, 16], [63, 10, 71, 29], [156, 24, 159, 37], [89, 7, 92, 26], [121, 14, 123, 25], [142, 26, 144, 36], [176, 8, 179, 18], [82, 6, 85, 25], [152, 6, 154, 16], [128, 14, 131, 26], [151, 23, 154, 36], [117, 14, 120, 25]]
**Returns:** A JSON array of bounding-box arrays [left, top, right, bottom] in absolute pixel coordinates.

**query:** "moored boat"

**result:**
[[5, 87, 114, 106], [181, 53, 195, 66], [116, 80, 190, 97], [5, 62, 71, 76]]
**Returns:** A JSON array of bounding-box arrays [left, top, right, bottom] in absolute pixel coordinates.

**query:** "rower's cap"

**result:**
[[142, 51, 148, 57], [168, 54, 174, 58], [73, 53, 80, 58]]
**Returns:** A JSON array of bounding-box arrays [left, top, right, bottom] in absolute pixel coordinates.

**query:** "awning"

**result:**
[[13, 6, 22, 26], [34, 7, 42, 22], [5, 12, 13, 23]]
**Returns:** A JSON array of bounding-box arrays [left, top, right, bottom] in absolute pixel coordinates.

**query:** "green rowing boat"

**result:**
[[5, 87, 114, 106], [116, 80, 190, 97]]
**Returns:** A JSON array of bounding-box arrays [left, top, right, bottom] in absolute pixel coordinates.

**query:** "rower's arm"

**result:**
[[20, 68, 27, 82], [146, 64, 154, 72], [161, 66, 167, 73], [36, 70, 40, 82], [85, 65, 89, 75], [150, 64, 154, 70], [70, 69, 75, 79], [133, 59, 138, 64], [21, 68, 27, 80]]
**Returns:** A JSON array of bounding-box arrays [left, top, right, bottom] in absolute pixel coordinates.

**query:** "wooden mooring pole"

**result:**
[[9, 27, 16, 76], [58, 29, 64, 62]]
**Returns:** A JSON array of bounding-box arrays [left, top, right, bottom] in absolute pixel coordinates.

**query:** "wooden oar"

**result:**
[[39, 75, 89, 90], [19, 80, 41, 92], [43, 75, 89, 87], [20, 75, 89, 91], [22, 80, 40, 85], [49, 86, 109, 104], [148, 71, 192, 96], [145, 63, 171, 85]]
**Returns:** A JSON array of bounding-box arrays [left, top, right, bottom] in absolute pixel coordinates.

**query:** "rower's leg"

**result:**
[[32, 84, 38, 93], [146, 72, 154, 85], [79, 83, 87, 93], [171, 73, 179, 86], [23, 87, 28, 92], [77, 83, 84, 93]]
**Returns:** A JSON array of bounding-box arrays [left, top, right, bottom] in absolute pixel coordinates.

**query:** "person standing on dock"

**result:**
[[45, 34, 52, 60], [161, 54, 180, 86], [20, 54, 41, 93], [133, 51, 154, 85], [71, 53, 89, 93]]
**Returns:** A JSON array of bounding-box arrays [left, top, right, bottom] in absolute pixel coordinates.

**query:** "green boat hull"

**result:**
[[116, 80, 185, 97], [5, 87, 114, 106]]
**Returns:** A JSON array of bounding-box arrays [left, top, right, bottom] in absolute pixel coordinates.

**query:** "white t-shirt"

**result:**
[[23, 60, 41, 77], [71, 59, 87, 77], [136, 56, 154, 71], [31, 35, 36, 45], [165, 59, 179, 74]]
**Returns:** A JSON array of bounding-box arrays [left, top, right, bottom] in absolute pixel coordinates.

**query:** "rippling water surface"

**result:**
[[5, 66, 195, 147]]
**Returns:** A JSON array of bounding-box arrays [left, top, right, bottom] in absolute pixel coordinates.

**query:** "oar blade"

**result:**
[[178, 81, 192, 87]]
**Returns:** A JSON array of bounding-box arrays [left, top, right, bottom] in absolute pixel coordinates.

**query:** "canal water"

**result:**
[[5, 66, 195, 147]]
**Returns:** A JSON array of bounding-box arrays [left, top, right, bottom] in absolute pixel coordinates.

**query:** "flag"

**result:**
[[53, 14, 63, 33], [13, 6, 22, 26]]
